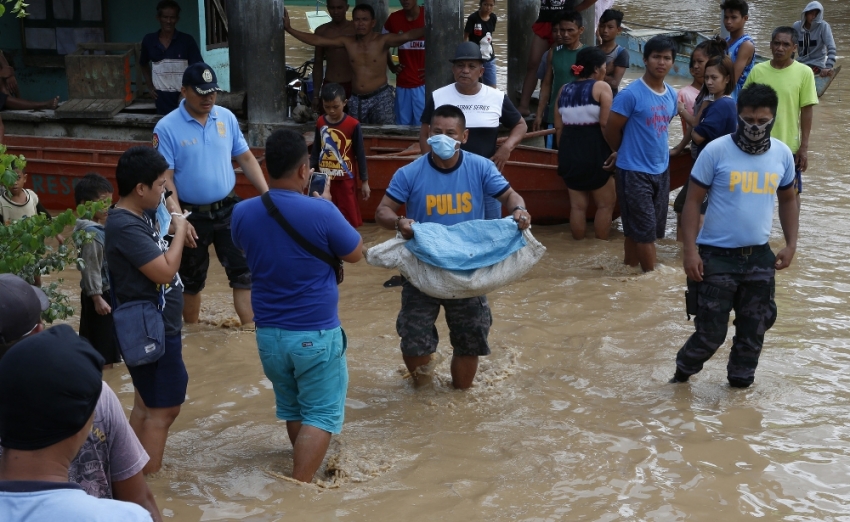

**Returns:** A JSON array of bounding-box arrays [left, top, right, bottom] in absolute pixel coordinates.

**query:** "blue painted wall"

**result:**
[[0, 0, 230, 102]]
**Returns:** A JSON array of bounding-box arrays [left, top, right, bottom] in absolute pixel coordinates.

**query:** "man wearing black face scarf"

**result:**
[[669, 83, 799, 389]]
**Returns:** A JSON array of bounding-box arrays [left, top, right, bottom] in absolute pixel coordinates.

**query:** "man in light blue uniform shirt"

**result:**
[[155, 62, 268, 328], [375, 104, 531, 390], [671, 83, 799, 388]]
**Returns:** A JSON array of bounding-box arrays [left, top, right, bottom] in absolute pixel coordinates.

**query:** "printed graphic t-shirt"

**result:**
[[383, 8, 426, 88], [611, 78, 678, 174], [421, 84, 523, 159], [105, 208, 184, 336], [385, 151, 510, 225], [464, 12, 498, 61], [692, 135, 795, 248], [310, 114, 369, 181]]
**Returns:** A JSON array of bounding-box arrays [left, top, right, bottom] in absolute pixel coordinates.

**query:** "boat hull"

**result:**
[[3, 134, 692, 225]]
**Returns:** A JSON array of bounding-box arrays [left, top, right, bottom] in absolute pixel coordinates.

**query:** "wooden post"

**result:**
[[239, 0, 287, 126], [424, 0, 464, 97], [507, 0, 538, 102], [578, 3, 595, 48], [226, 0, 245, 92], [360, 0, 390, 31]]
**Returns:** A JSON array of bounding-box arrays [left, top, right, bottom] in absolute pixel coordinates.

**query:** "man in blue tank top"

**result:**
[[670, 84, 799, 388], [721, 0, 756, 100]]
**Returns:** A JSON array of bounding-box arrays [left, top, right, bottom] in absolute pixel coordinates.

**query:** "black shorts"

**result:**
[[396, 283, 492, 358], [179, 199, 251, 294], [615, 168, 670, 243], [78, 290, 122, 365], [127, 334, 188, 408]]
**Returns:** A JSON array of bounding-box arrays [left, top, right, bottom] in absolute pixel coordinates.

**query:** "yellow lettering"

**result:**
[[461, 192, 472, 213], [752, 172, 764, 194], [730, 171, 742, 191], [741, 171, 754, 193], [769, 173, 779, 194], [426, 195, 437, 215], [437, 194, 448, 215]]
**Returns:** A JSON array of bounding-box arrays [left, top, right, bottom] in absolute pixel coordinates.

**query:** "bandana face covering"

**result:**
[[733, 115, 775, 155], [427, 134, 459, 160]]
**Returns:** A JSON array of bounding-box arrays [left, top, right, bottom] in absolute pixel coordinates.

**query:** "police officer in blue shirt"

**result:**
[[156, 62, 269, 328], [140, 0, 203, 115]]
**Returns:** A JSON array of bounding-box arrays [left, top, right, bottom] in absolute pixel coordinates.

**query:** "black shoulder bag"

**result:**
[[261, 192, 344, 284]]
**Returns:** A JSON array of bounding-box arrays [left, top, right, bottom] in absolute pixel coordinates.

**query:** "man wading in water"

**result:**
[[283, 5, 425, 125]]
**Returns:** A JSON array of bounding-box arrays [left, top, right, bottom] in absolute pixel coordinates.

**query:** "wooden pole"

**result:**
[[360, 0, 390, 31], [506, 0, 538, 103], [239, 0, 287, 125], [424, 0, 464, 96], [225, 0, 244, 92]]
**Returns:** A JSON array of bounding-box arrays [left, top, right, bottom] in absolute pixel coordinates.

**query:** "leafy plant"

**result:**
[[0, 0, 29, 18], [1, 145, 106, 322]]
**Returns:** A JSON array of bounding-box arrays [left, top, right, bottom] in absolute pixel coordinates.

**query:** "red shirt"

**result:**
[[383, 7, 425, 89]]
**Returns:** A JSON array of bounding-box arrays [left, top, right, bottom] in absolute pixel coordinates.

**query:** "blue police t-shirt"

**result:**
[[385, 151, 510, 225], [231, 190, 362, 331], [691, 135, 796, 248], [611, 78, 677, 174], [153, 101, 249, 205]]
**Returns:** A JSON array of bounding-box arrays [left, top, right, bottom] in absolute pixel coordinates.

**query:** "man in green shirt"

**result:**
[[744, 26, 818, 207]]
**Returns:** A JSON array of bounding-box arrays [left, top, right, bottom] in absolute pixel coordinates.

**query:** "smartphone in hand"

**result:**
[[309, 173, 329, 197]]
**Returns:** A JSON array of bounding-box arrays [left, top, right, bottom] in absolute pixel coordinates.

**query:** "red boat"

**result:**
[[3, 134, 693, 224]]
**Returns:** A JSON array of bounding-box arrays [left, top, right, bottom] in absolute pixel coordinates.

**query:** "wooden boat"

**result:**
[[3, 134, 692, 225], [617, 23, 840, 97]]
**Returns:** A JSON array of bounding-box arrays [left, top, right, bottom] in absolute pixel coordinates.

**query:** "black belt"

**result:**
[[352, 84, 390, 100], [180, 193, 235, 213], [698, 244, 771, 256]]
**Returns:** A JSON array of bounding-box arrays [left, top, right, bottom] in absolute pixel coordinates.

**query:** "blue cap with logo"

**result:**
[[182, 62, 222, 95]]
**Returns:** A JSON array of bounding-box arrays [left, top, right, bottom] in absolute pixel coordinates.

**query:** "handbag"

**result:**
[[261, 192, 344, 284], [108, 272, 166, 367]]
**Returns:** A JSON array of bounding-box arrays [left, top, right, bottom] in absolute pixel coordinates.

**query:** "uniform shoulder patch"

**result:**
[[152, 133, 159, 149]]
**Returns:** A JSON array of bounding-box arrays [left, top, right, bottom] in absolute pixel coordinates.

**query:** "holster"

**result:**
[[685, 278, 699, 320]]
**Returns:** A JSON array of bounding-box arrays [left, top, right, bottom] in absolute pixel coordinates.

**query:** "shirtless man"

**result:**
[[284, 4, 425, 125], [311, 0, 355, 113]]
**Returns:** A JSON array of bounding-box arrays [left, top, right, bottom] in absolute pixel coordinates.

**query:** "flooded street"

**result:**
[[45, 0, 850, 520]]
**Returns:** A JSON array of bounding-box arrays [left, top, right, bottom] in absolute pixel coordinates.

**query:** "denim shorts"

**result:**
[[615, 168, 670, 243], [256, 326, 348, 434]]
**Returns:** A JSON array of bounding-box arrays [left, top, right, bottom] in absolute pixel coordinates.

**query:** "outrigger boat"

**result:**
[[617, 22, 840, 97], [3, 133, 692, 225]]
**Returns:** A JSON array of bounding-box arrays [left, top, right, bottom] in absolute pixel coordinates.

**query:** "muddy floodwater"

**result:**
[[43, 0, 850, 520]]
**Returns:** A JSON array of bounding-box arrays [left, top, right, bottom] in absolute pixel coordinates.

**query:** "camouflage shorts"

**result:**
[[396, 283, 492, 357]]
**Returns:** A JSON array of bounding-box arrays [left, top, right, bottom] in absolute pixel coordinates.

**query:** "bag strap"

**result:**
[[261, 192, 339, 270]]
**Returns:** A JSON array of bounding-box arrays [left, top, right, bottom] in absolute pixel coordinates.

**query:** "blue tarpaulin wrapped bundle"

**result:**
[[366, 217, 546, 299]]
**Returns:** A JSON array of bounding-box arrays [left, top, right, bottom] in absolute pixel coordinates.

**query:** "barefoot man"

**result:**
[[283, 4, 425, 125], [311, 0, 355, 113]]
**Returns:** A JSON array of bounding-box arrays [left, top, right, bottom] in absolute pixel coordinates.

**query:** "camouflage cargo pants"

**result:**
[[675, 245, 777, 386], [396, 283, 492, 357]]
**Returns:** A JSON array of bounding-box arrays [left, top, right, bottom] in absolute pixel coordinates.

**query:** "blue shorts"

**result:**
[[482, 60, 497, 87], [256, 326, 348, 434], [127, 334, 188, 408], [394, 85, 425, 126]]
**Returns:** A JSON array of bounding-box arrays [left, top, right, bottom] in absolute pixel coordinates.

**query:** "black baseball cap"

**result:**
[[182, 62, 222, 95], [0, 274, 49, 345], [450, 41, 484, 62], [0, 324, 104, 450]]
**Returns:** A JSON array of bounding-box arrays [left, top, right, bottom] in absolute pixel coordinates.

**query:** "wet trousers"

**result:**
[[675, 245, 777, 386]]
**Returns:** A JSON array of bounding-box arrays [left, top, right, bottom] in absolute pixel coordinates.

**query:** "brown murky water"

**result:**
[[46, 0, 850, 520]]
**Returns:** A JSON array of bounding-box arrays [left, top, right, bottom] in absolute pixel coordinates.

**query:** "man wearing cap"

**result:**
[[0, 274, 163, 521], [156, 62, 269, 328], [0, 323, 152, 521], [419, 41, 527, 219]]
